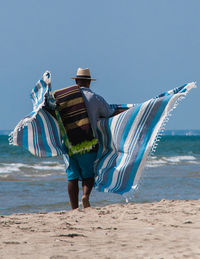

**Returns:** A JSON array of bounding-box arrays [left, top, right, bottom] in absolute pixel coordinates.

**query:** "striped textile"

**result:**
[[94, 83, 196, 195], [30, 71, 56, 113], [9, 71, 67, 159], [53, 85, 98, 155], [9, 71, 197, 195], [11, 109, 64, 157]]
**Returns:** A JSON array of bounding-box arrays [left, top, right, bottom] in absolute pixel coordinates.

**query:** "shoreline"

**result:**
[[1, 199, 200, 258]]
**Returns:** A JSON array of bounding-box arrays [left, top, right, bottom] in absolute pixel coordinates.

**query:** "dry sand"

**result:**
[[1, 199, 200, 259]]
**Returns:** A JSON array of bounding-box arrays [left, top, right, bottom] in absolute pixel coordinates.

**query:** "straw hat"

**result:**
[[71, 68, 96, 81]]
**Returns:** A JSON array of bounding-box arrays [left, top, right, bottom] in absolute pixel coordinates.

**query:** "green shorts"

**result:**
[[66, 152, 97, 181]]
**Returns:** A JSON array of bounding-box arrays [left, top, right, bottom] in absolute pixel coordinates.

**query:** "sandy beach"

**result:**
[[0, 199, 200, 258]]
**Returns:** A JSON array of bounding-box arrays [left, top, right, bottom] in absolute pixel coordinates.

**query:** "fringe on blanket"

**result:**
[[9, 70, 197, 196], [94, 82, 197, 196]]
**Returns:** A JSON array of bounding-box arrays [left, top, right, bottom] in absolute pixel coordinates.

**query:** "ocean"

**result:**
[[0, 131, 200, 215]]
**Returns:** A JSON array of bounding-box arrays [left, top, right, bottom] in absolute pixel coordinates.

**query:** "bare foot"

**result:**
[[81, 195, 90, 208]]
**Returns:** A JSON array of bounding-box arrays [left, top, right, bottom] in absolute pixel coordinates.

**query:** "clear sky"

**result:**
[[0, 0, 199, 130]]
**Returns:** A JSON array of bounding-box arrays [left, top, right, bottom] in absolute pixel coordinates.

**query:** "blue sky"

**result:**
[[0, 0, 199, 130]]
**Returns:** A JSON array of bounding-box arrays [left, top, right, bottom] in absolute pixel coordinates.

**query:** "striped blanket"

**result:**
[[54, 85, 98, 155], [94, 86, 194, 195], [9, 71, 196, 195]]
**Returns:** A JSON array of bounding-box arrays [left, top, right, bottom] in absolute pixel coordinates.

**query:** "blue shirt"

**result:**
[[80, 87, 115, 138]]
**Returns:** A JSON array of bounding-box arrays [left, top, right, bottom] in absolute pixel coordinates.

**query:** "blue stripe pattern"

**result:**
[[94, 83, 196, 194], [9, 72, 196, 195]]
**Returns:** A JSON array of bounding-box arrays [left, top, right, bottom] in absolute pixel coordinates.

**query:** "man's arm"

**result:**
[[95, 94, 115, 118]]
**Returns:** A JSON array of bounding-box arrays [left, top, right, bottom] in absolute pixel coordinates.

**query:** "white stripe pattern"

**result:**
[[9, 71, 197, 195]]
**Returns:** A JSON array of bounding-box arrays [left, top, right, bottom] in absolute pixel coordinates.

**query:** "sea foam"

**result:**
[[146, 155, 199, 168]]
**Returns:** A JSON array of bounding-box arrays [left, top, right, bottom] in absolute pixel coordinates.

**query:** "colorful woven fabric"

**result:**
[[53, 85, 98, 155], [9, 71, 65, 159], [9, 71, 197, 195], [94, 84, 195, 195]]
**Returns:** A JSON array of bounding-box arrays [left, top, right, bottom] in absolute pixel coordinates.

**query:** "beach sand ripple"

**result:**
[[1, 200, 200, 258]]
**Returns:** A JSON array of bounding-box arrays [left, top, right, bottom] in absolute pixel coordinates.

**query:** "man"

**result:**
[[66, 68, 115, 209]]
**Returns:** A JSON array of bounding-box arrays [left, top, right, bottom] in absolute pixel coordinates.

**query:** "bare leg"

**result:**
[[81, 177, 94, 208], [68, 179, 79, 209]]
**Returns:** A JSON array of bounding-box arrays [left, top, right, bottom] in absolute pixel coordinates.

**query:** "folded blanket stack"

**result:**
[[53, 85, 98, 155]]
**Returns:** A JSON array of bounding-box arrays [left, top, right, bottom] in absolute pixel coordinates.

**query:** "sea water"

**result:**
[[0, 132, 200, 215]]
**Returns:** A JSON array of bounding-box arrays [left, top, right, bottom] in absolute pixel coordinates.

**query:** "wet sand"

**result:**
[[1, 199, 200, 258]]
